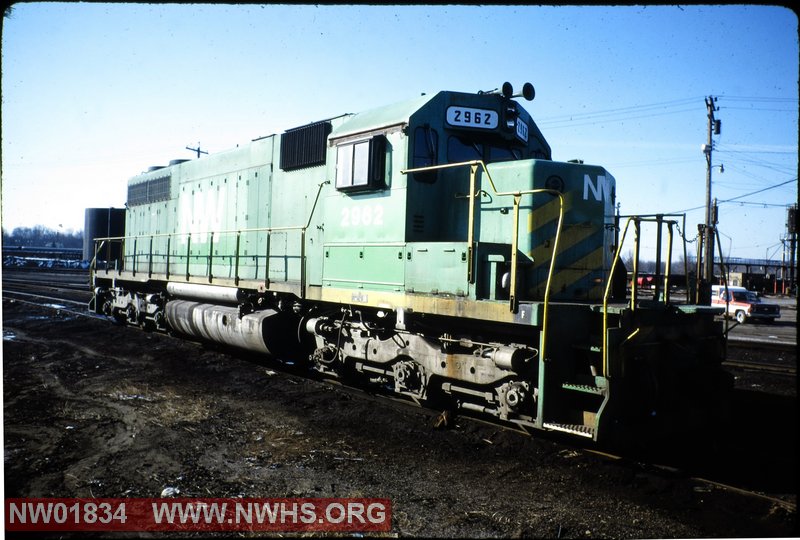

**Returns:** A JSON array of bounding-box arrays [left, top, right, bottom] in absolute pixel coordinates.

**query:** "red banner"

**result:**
[[5, 498, 391, 532]]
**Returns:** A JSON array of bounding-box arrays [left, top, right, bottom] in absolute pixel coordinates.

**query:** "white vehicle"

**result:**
[[711, 285, 781, 324]]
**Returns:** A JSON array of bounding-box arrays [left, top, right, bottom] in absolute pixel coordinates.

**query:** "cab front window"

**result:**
[[446, 135, 523, 164]]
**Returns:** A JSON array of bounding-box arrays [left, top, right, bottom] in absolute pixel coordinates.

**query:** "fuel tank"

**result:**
[[165, 300, 297, 356]]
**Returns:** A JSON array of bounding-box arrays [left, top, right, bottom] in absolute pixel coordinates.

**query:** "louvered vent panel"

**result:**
[[148, 176, 171, 202], [127, 182, 149, 206], [280, 121, 332, 171], [127, 175, 171, 207]]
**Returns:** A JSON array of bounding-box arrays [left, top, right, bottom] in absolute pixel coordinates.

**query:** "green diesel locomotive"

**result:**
[[91, 83, 730, 446]]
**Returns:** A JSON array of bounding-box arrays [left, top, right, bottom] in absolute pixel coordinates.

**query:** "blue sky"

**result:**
[[2, 3, 797, 260]]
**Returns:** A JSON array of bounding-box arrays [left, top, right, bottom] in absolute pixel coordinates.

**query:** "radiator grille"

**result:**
[[127, 175, 171, 206], [280, 121, 332, 171]]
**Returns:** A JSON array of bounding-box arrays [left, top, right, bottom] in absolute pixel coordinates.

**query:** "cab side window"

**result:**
[[412, 126, 438, 183], [335, 135, 387, 192]]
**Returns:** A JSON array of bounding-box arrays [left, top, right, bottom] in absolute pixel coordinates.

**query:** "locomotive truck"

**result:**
[[90, 82, 731, 446]]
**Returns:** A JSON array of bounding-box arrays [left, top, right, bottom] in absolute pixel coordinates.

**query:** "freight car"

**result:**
[[90, 82, 731, 447]]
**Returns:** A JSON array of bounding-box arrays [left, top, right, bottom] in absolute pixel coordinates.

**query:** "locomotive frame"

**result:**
[[90, 83, 731, 447]]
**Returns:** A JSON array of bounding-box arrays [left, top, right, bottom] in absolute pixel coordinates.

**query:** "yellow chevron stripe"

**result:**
[[530, 224, 599, 268], [527, 192, 574, 234], [529, 246, 605, 298]]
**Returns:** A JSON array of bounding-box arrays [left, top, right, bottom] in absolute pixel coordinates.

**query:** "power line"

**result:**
[[537, 97, 701, 129], [540, 106, 698, 130], [718, 178, 797, 204], [604, 157, 700, 168], [668, 204, 706, 215], [667, 178, 796, 214], [539, 95, 796, 126], [718, 158, 797, 179], [537, 96, 702, 122], [719, 95, 798, 103], [537, 95, 797, 129], [721, 201, 791, 208], [716, 148, 796, 155], [720, 106, 797, 113]]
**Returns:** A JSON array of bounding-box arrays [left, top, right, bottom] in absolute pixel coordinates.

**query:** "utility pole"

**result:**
[[790, 235, 796, 295], [186, 143, 208, 159], [789, 204, 797, 295], [781, 236, 787, 295], [699, 96, 720, 303]]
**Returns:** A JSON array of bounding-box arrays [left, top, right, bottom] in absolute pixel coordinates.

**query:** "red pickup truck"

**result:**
[[711, 285, 781, 324]]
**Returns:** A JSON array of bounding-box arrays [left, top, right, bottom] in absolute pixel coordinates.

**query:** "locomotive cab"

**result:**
[[404, 89, 551, 245], [323, 87, 615, 304]]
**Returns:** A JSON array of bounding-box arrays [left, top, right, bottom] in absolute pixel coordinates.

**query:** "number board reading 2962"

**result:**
[[446, 106, 498, 130]]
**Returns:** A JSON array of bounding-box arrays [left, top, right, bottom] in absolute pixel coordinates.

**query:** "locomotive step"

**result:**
[[561, 382, 605, 395], [542, 422, 596, 438]]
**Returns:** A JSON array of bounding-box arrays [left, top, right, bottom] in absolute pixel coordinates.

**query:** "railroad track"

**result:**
[[3, 268, 91, 291], [583, 449, 797, 514], [4, 273, 796, 379], [2, 290, 103, 321], [2, 270, 98, 319], [3, 279, 796, 520], [723, 358, 796, 376], [2, 269, 89, 284], [725, 339, 796, 376], [727, 336, 796, 352], [3, 277, 91, 293], [3, 281, 93, 305]]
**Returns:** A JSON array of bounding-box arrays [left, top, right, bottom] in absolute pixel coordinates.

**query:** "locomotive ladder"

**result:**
[[540, 213, 691, 440]]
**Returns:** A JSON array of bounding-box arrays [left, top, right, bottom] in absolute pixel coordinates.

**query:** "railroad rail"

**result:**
[[724, 336, 796, 377], [582, 449, 797, 514], [321, 372, 798, 516], [724, 358, 796, 376], [727, 336, 796, 352], [2, 268, 96, 319], [3, 278, 796, 518], [2, 277, 91, 293], [3, 269, 795, 379], [2, 292, 103, 321]]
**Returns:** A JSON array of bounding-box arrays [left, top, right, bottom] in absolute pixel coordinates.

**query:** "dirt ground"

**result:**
[[2, 298, 797, 538]]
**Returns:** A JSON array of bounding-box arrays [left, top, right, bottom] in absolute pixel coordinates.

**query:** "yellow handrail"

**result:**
[[603, 216, 635, 376], [664, 222, 674, 304], [401, 160, 565, 364], [602, 214, 685, 376], [93, 181, 330, 243], [91, 181, 330, 296]]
